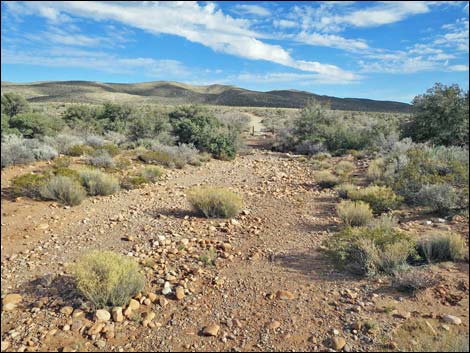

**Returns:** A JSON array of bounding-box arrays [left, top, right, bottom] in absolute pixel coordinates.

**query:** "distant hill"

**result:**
[[1, 80, 411, 113]]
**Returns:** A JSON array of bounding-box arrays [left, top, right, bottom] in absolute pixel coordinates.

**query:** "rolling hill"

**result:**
[[0, 80, 411, 113]]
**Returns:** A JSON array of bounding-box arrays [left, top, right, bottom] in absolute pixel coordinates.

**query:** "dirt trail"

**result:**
[[1, 137, 469, 352]]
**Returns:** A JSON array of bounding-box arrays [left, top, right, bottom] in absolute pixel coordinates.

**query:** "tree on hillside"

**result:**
[[402, 83, 469, 146]]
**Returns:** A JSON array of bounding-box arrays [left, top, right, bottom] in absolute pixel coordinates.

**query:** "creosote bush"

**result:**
[[187, 187, 243, 218], [73, 250, 145, 308], [336, 200, 373, 227], [39, 176, 86, 206], [315, 171, 340, 189], [348, 185, 402, 214], [417, 233, 466, 263], [79, 169, 120, 196]]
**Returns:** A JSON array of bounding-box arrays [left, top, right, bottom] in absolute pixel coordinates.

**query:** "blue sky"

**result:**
[[1, 1, 469, 103]]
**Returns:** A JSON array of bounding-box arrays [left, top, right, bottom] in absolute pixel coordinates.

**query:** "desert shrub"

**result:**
[[349, 185, 402, 214], [140, 166, 164, 182], [9, 112, 63, 138], [120, 175, 148, 190], [310, 159, 332, 171], [39, 176, 86, 206], [417, 184, 460, 214], [42, 133, 85, 154], [367, 214, 398, 232], [392, 268, 439, 294], [323, 224, 415, 276], [138, 143, 201, 169], [315, 171, 340, 189], [96, 143, 120, 157], [79, 169, 120, 196], [67, 144, 95, 157], [380, 144, 469, 208], [334, 183, 357, 199], [53, 167, 81, 183], [53, 156, 72, 168], [187, 187, 243, 218], [169, 105, 239, 159], [127, 109, 171, 141], [1, 93, 30, 117], [337, 200, 373, 227], [1, 135, 58, 167], [86, 150, 115, 168], [104, 131, 127, 145], [84, 135, 105, 147], [417, 233, 466, 263], [62, 105, 102, 132], [98, 102, 133, 133], [402, 83, 469, 146], [73, 250, 145, 308], [367, 158, 385, 181], [139, 150, 181, 168], [114, 156, 132, 170], [335, 160, 355, 176], [10, 173, 49, 198]]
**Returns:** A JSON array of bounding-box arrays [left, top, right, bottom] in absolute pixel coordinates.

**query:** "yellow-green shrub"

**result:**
[[79, 169, 120, 196], [334, 183, 357, 199], [187, 187, 243, 218], [349, 185, 402, 214], [10, 172, 49, 198], [337, 200, 373, 227], [66, 144, 94, 156], [335, 161, 355, 176], [73, 250, 145, 308], [367, 158, 385, 181], [139, 166, 164, 183], [316, 171, 340, 188]]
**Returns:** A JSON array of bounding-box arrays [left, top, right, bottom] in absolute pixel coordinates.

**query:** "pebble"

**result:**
[[331, 336, 347, 351], [203, 324, 220, 337], [442, 315, 462, 325], [3, 294, 22, 306], [112, 307, 124, 322], [175, 286, 185, 300], [60, 306, 74, 316], [128, 299, 140, 311], [95, 309, 111, 321], [276, 290, 295, 300]]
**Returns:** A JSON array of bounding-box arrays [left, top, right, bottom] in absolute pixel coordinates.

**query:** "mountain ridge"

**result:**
[[1, 80, 411, 113]]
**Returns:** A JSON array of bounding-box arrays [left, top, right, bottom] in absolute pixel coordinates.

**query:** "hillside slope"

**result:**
[[1, 80, 411, 112]]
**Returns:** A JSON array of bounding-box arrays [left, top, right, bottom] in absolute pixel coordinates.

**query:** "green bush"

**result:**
[[336, 200, 373, 227], [79, 169, 120, 196], [187, 187, 243, 218], [335, 160, 355, 176], [140, 166, 164, 182], [67, 144, 95, 157], [86, 150, 115, 168], [120, 175, 148, 190], [96, 143, 120, 157], [417, 233, 466, 263], [138, 150, 180, 168], [323, 224, 415, 276], [1, 93, 30, 117], [53, 167, 81, 183], [417, 184, 460, 214], [73, 250, 145, 308], [334, 183, 357, 199], [367, 158, 385, 181], [62, 105, 102, 132], [9, 112, 63, 138], [11, 172, 49, 198], [402, 83, 469, 146], [315, 171, 340, 189], [39, 176, 86, 206], [310, 159, 332, 171], [53, 156, 72, 168], [349, 185, 402, 214]]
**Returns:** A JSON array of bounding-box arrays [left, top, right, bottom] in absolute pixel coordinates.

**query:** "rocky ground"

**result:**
[[1, 140, 469, 352]]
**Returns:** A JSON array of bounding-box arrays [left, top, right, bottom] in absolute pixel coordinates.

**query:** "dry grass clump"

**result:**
[[417, 233, 466, 263], [392, 268, 440, 294], [337, 200, 373, 227], [139, 166, 164, 183], [39, 176, 86, 206], [73, 251, 145, 308], [316, 171, 340, 189], [187, 187, 242, 218], [334, 183, 357, 199], [79, 169, 120, 196], [335, 160, 355, 176], [367, 158, 384, 181]]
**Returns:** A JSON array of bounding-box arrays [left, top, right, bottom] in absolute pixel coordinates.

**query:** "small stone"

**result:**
[[128, 299, 140, 311], [3, 294, 22, 306], [88, 322, 105, 336], [266, 320, 281, 330], [162, 282, 172, 295], [95, 309, 111, 321], [203, 324, 220, 337], [112, 307, 124, 322], [159, 297, 169, 307], [331, 337, 347, 351], [60, 306, 74, 316], [95, 340, 106, 349], [147, 293, 157, 302], [442, 315, 462, 325], [175, 287, 185, 300], [2, 303, 17, 311], [142, 312, 156, 327], [1, 341, 10, 351], [276, 290, 295, 300], [393, 311, 411, 319]]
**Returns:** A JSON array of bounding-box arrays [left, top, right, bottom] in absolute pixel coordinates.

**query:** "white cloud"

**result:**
[[232, 4, 271, 17], [296, 31, 368, 51], [235, 71, 360, 85], [273, 19, 298, 29], [3, 1, 359, 83], [448, 64, 469, 71]]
